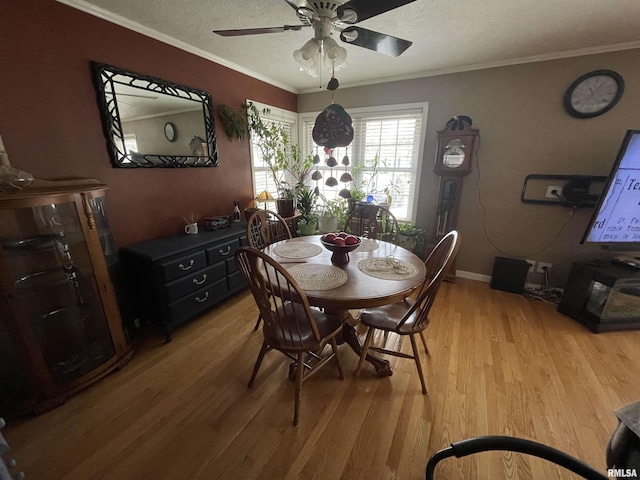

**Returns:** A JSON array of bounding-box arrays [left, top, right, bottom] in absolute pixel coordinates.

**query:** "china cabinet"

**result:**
[[0, 181, 132, 417]]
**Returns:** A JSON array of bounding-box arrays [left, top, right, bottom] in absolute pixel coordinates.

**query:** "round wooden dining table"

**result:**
[[263, 235, 427, 376]]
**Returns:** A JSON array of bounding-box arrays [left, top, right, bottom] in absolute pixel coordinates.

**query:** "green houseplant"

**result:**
[[318, 196, 347, 233], [296, 187, 318, 235], [217, 104, 249, 141], [247, 103, 313, 217], [398, 223, 427, 257], [348, 151, 403, 208]]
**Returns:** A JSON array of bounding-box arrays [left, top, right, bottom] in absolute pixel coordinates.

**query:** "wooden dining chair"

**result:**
[[355, 230, 460, 394], [246, 209, 293, 330], [235, 246, 344, 425], [344, 204, 400, 244], [246, 209, 292, 250]]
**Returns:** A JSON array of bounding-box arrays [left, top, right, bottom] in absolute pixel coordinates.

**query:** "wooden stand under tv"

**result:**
[[0, 182, 133, 418], [558, 261, 640, 332]]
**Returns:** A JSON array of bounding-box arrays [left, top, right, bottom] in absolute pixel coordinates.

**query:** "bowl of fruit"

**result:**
[[320, 232, 362, 264]]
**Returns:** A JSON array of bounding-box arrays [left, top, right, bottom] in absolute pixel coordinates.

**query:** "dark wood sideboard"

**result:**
[[120, 222, 248, 342]]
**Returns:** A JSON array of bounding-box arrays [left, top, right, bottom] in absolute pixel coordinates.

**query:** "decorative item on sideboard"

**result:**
[[233, 200, 241, 222], [204, 215, 231, 230], [183, 212, 201, 235]]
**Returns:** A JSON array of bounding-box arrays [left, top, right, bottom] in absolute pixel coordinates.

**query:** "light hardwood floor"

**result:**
[[5, 278, 640, 479]]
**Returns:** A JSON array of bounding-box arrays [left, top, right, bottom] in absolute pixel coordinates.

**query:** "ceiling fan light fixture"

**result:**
[[293, 39, 321, 76], [322, 37, 347, 71], [294, 38, 320, 61]]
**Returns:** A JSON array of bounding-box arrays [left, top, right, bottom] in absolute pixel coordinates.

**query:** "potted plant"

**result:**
[[398, 223, 427, 257], [346, 187, 366, 213], [217, 104, 249, 141], [318, 196, 347, 233], [247, 103, 313, 217], [297, 187, 318, 235]]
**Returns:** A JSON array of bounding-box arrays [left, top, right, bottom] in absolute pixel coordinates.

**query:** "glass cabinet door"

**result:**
[[0, 199, 115, 386]]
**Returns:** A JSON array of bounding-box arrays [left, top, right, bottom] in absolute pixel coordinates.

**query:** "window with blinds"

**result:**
[[300, 103, 428, 222], [248, 100, 297, 201]]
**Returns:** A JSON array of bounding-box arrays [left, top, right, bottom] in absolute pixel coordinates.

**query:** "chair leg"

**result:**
[[253, 314, 262, 331], [409, 334, 427, 394], [294, 352, 304, 426], [330, 337, 344, 380], [419, 330, 430, 356], [248, 340, 269, 388], [355, 327, 375, 376]]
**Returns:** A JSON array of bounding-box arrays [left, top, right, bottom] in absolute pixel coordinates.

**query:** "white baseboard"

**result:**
[[456, 270, 491, 283], [456, 270, 564, 295]]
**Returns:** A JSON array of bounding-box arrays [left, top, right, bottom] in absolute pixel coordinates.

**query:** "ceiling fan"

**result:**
[[213, 0, 416, 65]]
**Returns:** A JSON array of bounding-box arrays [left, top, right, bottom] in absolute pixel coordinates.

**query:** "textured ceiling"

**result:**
[[61, 0, 640, 93]]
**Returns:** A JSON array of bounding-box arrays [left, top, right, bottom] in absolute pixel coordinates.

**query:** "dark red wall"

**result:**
[[0, 0, 297, 247]]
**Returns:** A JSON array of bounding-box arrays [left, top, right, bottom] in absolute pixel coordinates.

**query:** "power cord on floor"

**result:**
[[523, 266, 562, 304]]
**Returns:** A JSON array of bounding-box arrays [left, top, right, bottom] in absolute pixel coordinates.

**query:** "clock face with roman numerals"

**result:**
[[564, 70, 624, 118]]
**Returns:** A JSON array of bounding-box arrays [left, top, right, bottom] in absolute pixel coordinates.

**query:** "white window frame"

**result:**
[[298, 102, 429, 223], [247, 99, 298, 200]]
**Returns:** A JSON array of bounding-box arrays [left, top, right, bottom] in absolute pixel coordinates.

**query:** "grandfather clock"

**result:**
[[433, 116, 479, 281]]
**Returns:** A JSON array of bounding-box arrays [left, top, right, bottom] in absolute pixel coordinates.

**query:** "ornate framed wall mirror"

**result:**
[[91, 62, 218, 168]]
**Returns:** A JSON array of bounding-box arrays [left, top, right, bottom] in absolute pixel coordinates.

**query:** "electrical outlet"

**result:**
[[526, 259, 536, 273], [537, 262, 552, 273], [545, 186, 562, 199]]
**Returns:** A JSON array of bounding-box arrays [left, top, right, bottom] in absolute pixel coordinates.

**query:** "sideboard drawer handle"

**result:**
[[195, 292, 209, 303], [193, 274, 207, 285], [179, 260, 195, 271], [219, 246, 232, 256]]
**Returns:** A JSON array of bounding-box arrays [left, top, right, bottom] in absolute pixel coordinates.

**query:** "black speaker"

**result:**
[[490, 257, 530, 294]]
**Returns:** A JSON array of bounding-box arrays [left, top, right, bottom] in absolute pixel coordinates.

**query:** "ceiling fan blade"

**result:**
[[340, 27, 412, 57], [282, 0, 314, 24], [337, 0, 416, 24], [213, 24, 309, 36], [283, 0, 300, 11]]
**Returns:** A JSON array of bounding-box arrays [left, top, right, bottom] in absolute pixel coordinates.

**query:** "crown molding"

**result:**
[[300, 40, 640, 94], [56, 0, 298, 94]]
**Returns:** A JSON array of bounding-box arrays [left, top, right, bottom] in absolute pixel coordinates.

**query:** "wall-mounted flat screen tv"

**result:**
[[581, 129, 640, 248]]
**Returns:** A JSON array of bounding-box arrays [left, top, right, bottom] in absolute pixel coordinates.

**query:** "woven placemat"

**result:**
[[285, 264, 348, 290], [357, 257, 420, 281], [353, 238, 379, 253], [273, 243, 322, 259]]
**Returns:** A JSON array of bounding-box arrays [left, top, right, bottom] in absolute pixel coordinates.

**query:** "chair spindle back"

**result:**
[[235, 247, 322, 350]]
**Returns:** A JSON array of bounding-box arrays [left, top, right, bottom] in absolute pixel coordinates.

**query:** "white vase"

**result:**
[[318, 215, 338, 233]]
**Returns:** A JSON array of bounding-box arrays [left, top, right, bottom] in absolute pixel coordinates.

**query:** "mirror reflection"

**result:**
[[91, 62, 218, 168]]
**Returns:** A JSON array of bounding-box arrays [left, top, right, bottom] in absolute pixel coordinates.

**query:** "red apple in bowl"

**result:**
[[323, 233, 336, 243], [333, 237, 346, 246], [344, 235, 359, 245]]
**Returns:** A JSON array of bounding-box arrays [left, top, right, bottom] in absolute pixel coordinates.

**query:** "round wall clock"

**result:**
[[564, 70, 624, 119], [164, 122, 177, 142]]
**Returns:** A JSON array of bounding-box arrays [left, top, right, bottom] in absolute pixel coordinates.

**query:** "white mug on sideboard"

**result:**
[[185, 223, 198, 234]]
